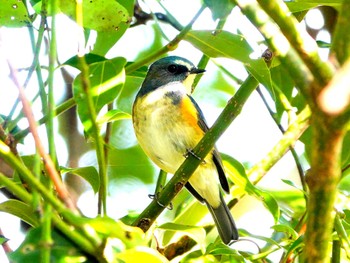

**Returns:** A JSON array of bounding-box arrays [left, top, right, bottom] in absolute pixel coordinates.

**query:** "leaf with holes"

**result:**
[[0, 0, 30, 27]]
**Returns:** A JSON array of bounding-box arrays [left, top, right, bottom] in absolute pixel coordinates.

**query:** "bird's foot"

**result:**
[[184, 148, 206, 164], [148, 193, 173, 210]]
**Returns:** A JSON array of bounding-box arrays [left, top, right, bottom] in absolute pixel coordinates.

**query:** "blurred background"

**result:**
[[0, 0, 339, 261]]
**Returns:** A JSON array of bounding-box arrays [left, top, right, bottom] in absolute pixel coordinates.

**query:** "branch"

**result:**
[[248, 106, 311, 184], [330, 1, 350, 65], [256, 0, 334, 88], [301, 1, 350, 261], [232, 0, 315, 102]]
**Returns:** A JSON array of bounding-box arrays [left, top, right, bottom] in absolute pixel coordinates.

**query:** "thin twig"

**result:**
[[6, 61, 76, 211], [256, 87, 308, 194]]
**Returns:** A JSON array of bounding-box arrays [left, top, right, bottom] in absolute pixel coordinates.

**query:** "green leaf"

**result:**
[[73, 57, 126, 135], [203, 0, 235, 20], [0, 235, 9, 245], [0, 0, 30, 27], [0, 200, 38, 227], [115, 65, 148, 113], [184, 30, 253, 63], [83, 217, 147, 248], [58, 0, 131, 32], [158, 222, 206, 248], [284, 235, 305, 259], [317, 40, 331, 48], [269, 190, 306, 218], [61, 166, 99, 193], [222, 154, 280, 223], [286, 1, 342, 12], [271, 224, 298, 240], [181, 249, 219, 262], [115, 247, 168, 263], [339, 171, 350, 196], [92, 0, 134, 55], [344, 209, 350, 225], [8, 227, 95, 263], [341, 132, 350, 167], [270, 65, 296, 121], [281, 179, 304, 192], [63, 53, 107, 70], [238, 229, 281, 247], [245, 59, 272, 90], [97, 109, 131, 125], [206, 241, 244, 260]]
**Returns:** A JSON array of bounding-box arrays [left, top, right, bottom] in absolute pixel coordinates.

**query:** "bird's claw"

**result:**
[[184, 148, 206, 164], [148, 193, 173, 210]]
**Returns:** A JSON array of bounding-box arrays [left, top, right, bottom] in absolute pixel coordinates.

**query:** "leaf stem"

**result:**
[[248, 106, 310, 184], [75, 0, 107, 215], [256, 87, 308, 193]]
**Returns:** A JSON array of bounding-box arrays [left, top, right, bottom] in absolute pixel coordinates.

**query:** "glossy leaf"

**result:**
[[206, 241, 244, 260], [270, 64, 296, 121], [116, 66, 148, 113], [63, 53, 107, 70], [61, 166, 99, 193], [115, 247, 168, 263], [9, 227, 94, 263], [0, 0, 30, 27], [339, 173, 350, 196], [271, 224, 298, 240], [58, 0, 131, 32], [0, 235, 8, 245], [184, 30, 253, 63], [245, 59, 272, 90], [73, 57, 126, 135], [92, 0, 134, 55], [0, 200, 38, 227], [158, 222, 206, 248], [284, 235, 305, 259], [269, 190, 306, 217], [286, 1, 342, 12], [204, 0, 235, 20], [83, 217, 146, 248], [97, 109, 131, 125], [341, 132, 350, 167], [238, 229, 281, 247], [181, 250, 220, 263]]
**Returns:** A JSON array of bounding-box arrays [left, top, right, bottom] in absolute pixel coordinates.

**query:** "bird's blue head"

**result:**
[[137, 56, 205, 97]]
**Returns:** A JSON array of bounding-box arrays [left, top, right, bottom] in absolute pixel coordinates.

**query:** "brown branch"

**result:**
[[6, 61, 76, 211]]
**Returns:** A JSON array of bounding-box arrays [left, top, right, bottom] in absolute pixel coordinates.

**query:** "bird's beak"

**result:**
[[190, 68, 206, 74]]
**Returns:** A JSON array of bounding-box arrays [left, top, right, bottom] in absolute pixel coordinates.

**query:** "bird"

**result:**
[[132, 56, 238, 244]]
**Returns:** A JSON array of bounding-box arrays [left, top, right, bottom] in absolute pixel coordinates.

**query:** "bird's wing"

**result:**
[[187, 95, 230, 193]]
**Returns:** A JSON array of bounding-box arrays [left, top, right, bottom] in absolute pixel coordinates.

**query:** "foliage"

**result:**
[[0, 0, 349, 262]]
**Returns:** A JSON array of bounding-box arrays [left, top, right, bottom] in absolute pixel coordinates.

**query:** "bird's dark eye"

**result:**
[[167, 64, 178, 73]]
